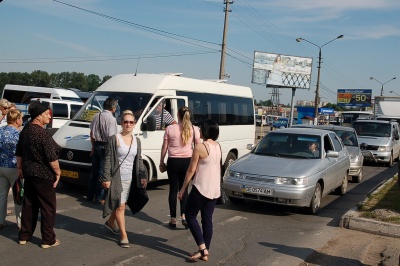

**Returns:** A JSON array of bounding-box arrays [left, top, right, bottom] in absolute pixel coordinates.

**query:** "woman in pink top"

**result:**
[[179, 119, 221, 261], [160, 106, 200, 229]]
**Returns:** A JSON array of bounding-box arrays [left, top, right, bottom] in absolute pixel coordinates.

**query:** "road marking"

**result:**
[[218, 216, 248, 225]]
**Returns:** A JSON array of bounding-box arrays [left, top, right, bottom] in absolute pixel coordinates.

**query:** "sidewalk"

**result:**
[[336, 173, 400, 266]]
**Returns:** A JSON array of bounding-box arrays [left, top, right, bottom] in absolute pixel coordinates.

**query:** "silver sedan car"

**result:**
[[292, 124, 364, 183], [223, 128, 350, 214]]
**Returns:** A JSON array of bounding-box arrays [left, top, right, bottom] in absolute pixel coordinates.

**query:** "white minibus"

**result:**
[[53, 73, 255, 186], [2, 84, 82, 114]]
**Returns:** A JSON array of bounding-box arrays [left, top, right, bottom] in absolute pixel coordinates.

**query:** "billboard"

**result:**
[[252, 51, 313, 89], [337, 89, 372, 107]]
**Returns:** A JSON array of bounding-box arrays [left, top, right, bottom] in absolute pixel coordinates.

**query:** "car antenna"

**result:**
[[134, 57, 140, 76]]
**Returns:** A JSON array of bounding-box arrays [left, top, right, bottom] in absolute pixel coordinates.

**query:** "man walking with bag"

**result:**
[[88, 98, 118, 204]]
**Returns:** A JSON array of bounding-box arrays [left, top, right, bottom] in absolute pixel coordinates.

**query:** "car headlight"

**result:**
[[276, 177, 308, 186], [350, 155, 360, 163], [377, 146, 391, 152], [225, 170, 243, 179]]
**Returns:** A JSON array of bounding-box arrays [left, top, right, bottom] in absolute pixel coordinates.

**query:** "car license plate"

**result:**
[[242, 186, 272, 195], [61, 170, 79, 179]]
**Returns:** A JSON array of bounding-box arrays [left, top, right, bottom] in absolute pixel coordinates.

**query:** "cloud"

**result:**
[[263, 0, 400, 11], [32, 34, 99, 56], [349, 25, 400, 40]]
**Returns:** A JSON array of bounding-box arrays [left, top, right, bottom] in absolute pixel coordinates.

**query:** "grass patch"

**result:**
[[358, 175, 400, 225]]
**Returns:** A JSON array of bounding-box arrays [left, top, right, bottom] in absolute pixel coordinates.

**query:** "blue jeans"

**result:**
[[87, 143, 106, 202]]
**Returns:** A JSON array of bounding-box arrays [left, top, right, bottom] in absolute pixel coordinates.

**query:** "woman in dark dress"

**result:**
[[16, 102, 62, 249]]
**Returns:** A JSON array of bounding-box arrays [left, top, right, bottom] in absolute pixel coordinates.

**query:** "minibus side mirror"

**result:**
[[142, 116, 156, 132]]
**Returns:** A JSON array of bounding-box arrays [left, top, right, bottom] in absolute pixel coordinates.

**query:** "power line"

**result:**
[[0, 51, 219, 64]]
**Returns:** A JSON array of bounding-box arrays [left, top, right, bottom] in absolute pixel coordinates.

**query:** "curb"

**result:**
[[340, 208, 400, 238], [340, 174, 400, 238]]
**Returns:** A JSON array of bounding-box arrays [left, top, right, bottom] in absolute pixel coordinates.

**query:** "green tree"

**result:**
[[0, 72, 10, 95], [30, 70, 50, 87], [69, 72, 87, 90], [100, 75, 112, 87], [86, 74, 101, 91]]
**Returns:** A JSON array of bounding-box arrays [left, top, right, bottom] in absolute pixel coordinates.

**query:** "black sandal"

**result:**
[[189, 248, 209, 261]]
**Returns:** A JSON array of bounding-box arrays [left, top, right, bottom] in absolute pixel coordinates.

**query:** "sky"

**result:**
[[1, 0, 399, 105]]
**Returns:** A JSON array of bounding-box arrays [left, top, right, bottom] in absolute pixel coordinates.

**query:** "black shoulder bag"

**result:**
[[216, 143, 228, 205]]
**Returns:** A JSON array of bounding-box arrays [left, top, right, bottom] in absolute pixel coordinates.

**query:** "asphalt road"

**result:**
[[1, 161, 396, 266]]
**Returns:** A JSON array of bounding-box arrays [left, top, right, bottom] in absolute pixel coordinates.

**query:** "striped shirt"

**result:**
[[153, 109, 174, 130]]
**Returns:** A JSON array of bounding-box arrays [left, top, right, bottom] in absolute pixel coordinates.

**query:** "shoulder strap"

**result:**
[[98, 112, 106, 142], [111, 135, 133, 177], [203, 142, 209, 155], [218, 142, 223, 174], [192, 125, 196, 148]]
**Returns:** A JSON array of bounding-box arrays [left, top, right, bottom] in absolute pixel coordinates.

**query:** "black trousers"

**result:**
[[167, 157, 191, 218], [19, 176, 57, 245]]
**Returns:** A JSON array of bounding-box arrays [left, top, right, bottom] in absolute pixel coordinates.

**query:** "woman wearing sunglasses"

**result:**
[[0, 99, 12, 127], [101, 110, 147, 248]]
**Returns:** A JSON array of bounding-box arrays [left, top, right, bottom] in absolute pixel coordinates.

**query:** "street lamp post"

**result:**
[[296, 35, 344, 125], [370, 77, 396, 96]]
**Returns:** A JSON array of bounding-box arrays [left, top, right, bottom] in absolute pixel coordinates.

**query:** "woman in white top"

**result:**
[[102, 110, 147, 248], [179, 119, 221, 261]]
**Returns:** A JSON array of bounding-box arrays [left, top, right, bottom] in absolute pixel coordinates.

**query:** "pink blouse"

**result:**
[[193, 142, 221, 199], [164, 124, 200, 158]]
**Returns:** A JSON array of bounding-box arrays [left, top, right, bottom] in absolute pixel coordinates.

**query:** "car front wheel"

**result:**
[[335, 173, 348, 195], [352, 168, 362, 183], [307, 183, 322, 215], [387, 154, 393, 167]]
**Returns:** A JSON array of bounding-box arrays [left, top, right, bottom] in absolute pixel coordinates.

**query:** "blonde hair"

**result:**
[[178, 106, 192, 145], [7, 109, 22, 124], [121, 110, 134, 122], [0, 98, 11, 108]]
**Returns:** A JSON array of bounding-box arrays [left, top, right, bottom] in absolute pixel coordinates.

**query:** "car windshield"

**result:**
[[72, 91, 152, 124], [275, 119, 287, 124], [353, 122, 391, 137], [333, 130, 359, 147], [253, 132, 321, 159]]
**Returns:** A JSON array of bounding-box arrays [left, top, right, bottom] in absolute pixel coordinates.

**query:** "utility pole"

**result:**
[[219, 1, 232, 80]]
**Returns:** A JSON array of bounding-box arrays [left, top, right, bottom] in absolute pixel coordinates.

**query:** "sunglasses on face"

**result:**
[[1, 106, 9, 110], [123, 120, 136, 125]]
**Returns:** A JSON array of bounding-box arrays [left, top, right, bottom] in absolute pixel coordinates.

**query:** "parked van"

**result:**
[[353, 120, 400, 167], [29, 98, 83, 133], [53, 73, 255, 186], [2, 84, 81, 114]]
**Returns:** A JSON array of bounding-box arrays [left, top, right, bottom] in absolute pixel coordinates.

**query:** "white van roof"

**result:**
[[97, 73, 253, 98], [4, 84, 81, 99]]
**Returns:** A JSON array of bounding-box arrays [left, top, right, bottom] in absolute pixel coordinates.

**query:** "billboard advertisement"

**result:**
[[252, 51, 313, 89], [337, 89, 372, 107]]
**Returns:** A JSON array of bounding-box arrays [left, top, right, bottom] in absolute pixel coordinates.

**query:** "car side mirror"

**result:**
[[326, 150, 339, 158], [360, 143, 368, 149], [247, 144, 255, 150], [142, 116, 156, 132]]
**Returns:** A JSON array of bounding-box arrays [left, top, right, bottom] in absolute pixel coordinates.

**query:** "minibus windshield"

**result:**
[[72, 91, 152, 123]]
